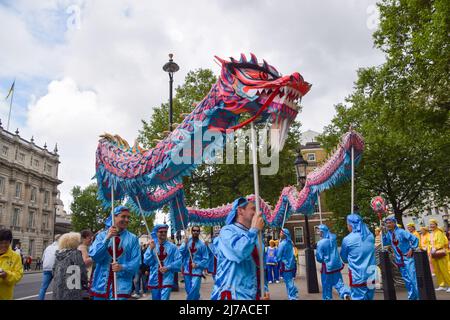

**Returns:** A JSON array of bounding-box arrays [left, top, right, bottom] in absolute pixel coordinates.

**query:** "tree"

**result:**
[[70, 184, 109, 233], [70, 184, 154, 235], [138, 69, 303, 217], [319, 0, 449, 239]]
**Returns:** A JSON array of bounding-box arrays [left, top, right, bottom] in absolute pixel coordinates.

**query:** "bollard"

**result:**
[[379, 250, 397, 300], [414, 250, 436, 300]]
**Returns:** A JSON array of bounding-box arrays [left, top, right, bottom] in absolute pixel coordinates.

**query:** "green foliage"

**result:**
[[70, 184, 109, 233], [70, 184, 154, 235], [319, 0, 450, 241]]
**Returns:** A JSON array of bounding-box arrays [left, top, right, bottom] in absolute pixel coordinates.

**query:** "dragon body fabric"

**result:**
[[95, 53, 363, 232]]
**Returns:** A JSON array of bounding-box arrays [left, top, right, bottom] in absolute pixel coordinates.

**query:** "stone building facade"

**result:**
[[0, 124, 61, 259]]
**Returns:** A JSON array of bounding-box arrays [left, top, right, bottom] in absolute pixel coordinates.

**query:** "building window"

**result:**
[[0, 176, 5, 194], [45, 164, 52, 174], [33, 159, 40, 167], [307, 153, 316, 161], [28, 211, 35, 228], [31, 187, 37, 202], [12, 208, 21, 227], [15, 182, 22, 199], [17, 152, 25, 162], [29, 239, 34, 257], [294, 227, 304, 245], [44, 191, 50, 205], [1, 146, 8, 157], [42, 214, 48, 230]]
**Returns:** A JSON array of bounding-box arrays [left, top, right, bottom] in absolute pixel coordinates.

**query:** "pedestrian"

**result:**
[[53, 232, 88, 300], [78, 230, 94, 283], [38, 234, 61, 300], [89, 205, 141, 300], [340, 211, 376, 300], [382, 215, 420, 300], [144, 224, 181, 300], [179, 226, 209, 300], [277, 228, 299, 300], [316, 224, 351, 300], [428, 219, 450, 292], [35, 257, 42, 270], [0, 229, 23, 300], [265, 240, 279, 283], [211, 197, 269, 300], [14, 243, 22, 261], [406, 223, 421, 241], [131, 244, 147, 299]]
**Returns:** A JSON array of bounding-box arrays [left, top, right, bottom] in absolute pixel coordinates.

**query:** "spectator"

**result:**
[[53, 232, 88, 300], [428, 219, 450, 292], [14, 243, 22, 261], [78, 230, 94, 281], [35, 257, 42, 270], [0, 229, 24, 300], [132, 243, 149, 299], [38, 234, 61, 300]]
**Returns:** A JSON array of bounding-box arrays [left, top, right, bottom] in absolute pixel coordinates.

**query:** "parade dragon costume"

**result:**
[[95, 53, 364, 232]]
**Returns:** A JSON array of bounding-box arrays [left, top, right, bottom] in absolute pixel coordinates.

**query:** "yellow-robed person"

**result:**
[[428, 219, 450, 292], [406, 223, 421, 241]]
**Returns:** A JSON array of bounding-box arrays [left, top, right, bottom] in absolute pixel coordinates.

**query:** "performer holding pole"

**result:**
[[144, 224, 181, 300], [89, 203, 141, 300], [210, 197, 266, 300], [135, 197, 162, 268], [179, 225, 209, 300]]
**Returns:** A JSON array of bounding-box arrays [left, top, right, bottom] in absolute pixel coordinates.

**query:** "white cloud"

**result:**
[[2, 0, 385, 212]]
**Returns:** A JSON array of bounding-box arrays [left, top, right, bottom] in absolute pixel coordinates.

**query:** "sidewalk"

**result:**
[[136, 250, 450, 300]]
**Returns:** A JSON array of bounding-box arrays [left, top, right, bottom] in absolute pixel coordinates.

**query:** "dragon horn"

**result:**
[[240, 53, 247, 63], [263, 59, 269, 69], [214, 56, 226, 65], [250, 53, 258, 64]]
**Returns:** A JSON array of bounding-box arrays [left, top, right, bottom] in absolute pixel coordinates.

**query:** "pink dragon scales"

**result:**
[[95, 53, 363, 231]]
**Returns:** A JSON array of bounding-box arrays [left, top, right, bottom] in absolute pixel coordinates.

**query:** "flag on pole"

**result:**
[[5, 80, 15, 100]]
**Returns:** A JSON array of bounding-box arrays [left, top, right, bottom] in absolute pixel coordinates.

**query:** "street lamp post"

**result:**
[[163, 53, 179, 291], [294, 151, 319, 293], [163, 53, 180, 132]]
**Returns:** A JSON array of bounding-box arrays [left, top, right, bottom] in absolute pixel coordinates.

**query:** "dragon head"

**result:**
[[214, 53, 311, 151]]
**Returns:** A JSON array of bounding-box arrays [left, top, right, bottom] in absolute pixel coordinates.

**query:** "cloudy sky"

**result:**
[[0, 0, 385, 214]]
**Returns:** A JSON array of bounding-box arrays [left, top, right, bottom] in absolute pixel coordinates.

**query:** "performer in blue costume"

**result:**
[[315, 224, 351, 300], [179, 225, 209, 300], [340, 212, 376, 300], [211, 197, 268, 300], [383, 215, 420, 300], [144, 224, 181, 300], [276, 228, 298, 300], [89, 206, 141, 300], [206, 237, 218, 281]]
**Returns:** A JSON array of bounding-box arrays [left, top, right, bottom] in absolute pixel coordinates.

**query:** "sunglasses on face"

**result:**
[[192, 230, 200, 233], [158, 231, 167, 234]]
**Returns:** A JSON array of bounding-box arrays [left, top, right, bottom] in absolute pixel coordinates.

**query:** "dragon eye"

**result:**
[[241, 68, 274, 81]]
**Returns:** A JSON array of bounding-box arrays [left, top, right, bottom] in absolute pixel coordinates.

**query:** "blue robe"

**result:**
[[382, 227, 419, 300], [276, 229, 298, 300], [211, 223, 264, 300], [179, 238, 209, 300], [144, 240, 181, 300], [316, 229, 350, 300], [340, 226, 376, 300], [206, 238, 218, 278], [89, 229, 141, 300]]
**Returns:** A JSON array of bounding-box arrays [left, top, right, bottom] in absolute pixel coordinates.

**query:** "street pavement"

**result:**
[[13, 259, 450, 300], [137, 259, 450, 300]]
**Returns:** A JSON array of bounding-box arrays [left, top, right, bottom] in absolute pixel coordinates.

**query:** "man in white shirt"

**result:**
[[38, 234, 61, 300]]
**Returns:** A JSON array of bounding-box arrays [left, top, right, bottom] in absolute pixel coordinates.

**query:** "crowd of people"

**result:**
[[0, 198, 449, 301]]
